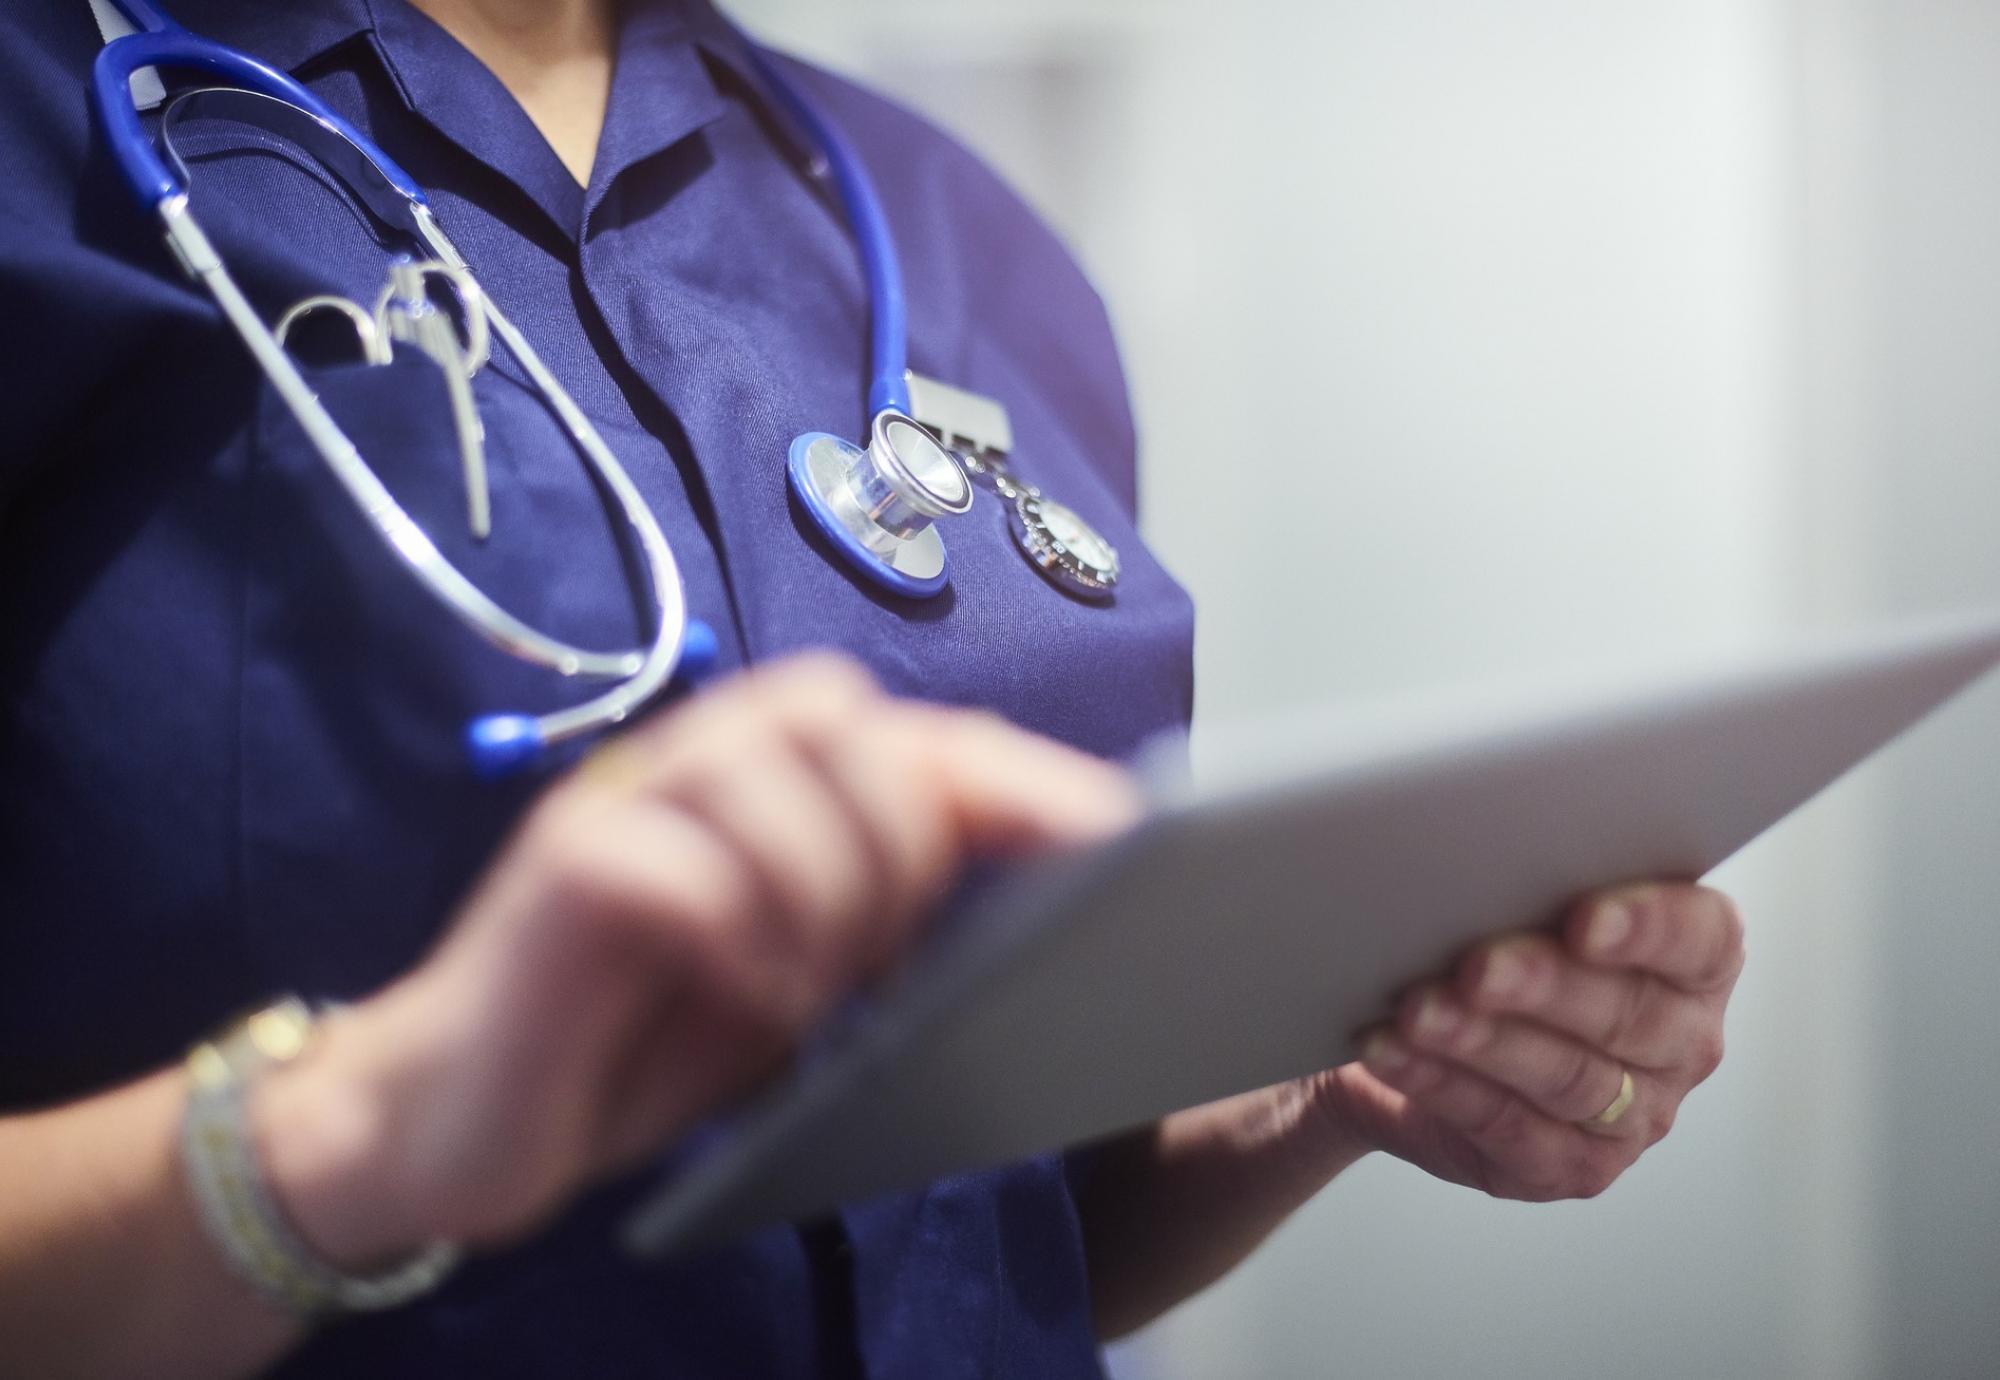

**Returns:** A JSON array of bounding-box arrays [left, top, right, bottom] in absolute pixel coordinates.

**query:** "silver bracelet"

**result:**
[[179, 996, 460, 1318]]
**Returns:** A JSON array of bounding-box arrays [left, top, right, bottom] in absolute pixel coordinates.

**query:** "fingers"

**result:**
[[1562, 883, 1746, 993], [1334, 884, 1744, 1207], [903, 703, 1142, 857], [589, 650, 879, 787], [656, 741, 879, 989], [1390, 985, 1642, 1128], [576, 652, 1138, 862], [417, 654, 1147, 1241], [553, 651, 1140, 991], [803, 721, 954, 971], [1354, 1034, 1628, 1199], [1453, 933, 1726, 1075]]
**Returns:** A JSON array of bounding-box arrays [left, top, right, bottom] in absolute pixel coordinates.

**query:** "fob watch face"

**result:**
[[1009, 493, 1119, 599]]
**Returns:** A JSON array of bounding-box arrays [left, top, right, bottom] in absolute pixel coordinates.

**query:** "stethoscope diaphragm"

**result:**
[[788, 410, 972, 599]]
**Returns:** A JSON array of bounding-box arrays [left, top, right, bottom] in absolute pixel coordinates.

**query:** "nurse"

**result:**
[[0, 1, 1746, 1375]]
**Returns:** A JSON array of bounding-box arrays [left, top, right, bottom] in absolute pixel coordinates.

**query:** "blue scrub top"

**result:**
[[0, 1, 1194, 1374]]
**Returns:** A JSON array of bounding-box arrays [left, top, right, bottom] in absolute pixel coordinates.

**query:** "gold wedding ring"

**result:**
[[1584, 1069, 1637, 1130]]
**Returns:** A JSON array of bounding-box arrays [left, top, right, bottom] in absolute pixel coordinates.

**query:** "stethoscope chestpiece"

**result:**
[[787, 410, 973, 599], [861, 410, 974, 527]]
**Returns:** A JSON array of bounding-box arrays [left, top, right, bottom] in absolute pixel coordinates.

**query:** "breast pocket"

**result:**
[[248, 352, 656, 731], [236, 355, 654, 991]]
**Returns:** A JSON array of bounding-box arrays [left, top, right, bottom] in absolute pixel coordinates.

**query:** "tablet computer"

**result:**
[[627, 610, 2000, 1255]]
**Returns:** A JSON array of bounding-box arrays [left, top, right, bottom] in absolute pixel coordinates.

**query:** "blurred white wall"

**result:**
[[734, 2, 2000, 1375], [1827, 1, 2000, 1373]]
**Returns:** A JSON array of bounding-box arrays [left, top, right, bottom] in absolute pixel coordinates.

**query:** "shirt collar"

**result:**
[[674, 0, 821, 171], [165, 0, 374, 75], [158, 0, 770, 98], [160, 0, 744, 242], [587, 1, 730, 210]]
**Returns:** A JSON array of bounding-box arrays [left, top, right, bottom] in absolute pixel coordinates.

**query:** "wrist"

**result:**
[[1150, 1075, 1376, 1204], [250, 1003, 428, 1274]]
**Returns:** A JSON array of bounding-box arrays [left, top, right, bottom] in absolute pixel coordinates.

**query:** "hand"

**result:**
[[1306, 883, 1744, 1201], [250, 655, 1140, 1266]]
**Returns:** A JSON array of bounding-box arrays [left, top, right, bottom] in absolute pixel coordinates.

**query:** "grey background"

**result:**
[[732, 2, 2000, 1375]]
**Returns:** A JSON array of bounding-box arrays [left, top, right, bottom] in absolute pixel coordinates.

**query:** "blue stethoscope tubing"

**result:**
[[734, 41, 910, 420], [736, 37, 974, 601], [94, 0, 416, 211], [92, 0, 718, 777]]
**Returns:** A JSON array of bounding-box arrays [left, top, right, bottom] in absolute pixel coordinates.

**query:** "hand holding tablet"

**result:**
[[628, 610, 2000, 1255]]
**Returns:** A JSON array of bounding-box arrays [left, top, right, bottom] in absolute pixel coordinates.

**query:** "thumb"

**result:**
[[1314, 1062, 1425, 1160]]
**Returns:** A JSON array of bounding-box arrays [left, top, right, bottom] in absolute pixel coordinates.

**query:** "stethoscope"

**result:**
[[741, 43, 1122, 603], [88, 0, 1119, 777]]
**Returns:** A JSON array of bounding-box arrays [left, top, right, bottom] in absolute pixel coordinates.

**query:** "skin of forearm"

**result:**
[[1076, 1081, 1373, 1341], [0, 1068, 305, 1379]]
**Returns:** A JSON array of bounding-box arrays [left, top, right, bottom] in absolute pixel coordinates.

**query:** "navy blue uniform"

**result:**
[[0, 1, 1195, 1373]]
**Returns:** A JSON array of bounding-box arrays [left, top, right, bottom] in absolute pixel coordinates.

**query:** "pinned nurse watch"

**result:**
[[905, 372, 1120, 600]]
